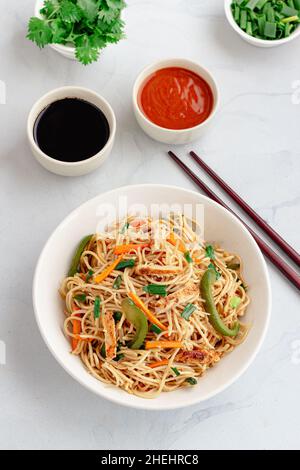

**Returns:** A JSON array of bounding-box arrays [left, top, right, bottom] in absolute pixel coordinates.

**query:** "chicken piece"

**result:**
[[136, 264, 183, 276], [102, 312, 117, 360], [159, 281, 198, 307], [176, 348, 220, 366]]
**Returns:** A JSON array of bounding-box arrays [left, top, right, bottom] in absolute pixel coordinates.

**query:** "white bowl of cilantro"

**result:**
[[28, 0, 126, 64], [225, 0, 300, 47]]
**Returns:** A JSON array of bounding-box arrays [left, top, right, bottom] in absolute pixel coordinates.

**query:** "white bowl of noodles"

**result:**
[[33, 184, 271, 410]]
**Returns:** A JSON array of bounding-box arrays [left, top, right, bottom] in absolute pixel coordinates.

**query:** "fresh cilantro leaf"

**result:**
[[59, 1, 82, 23], [27, 17, 52, 48], [89, 33, 107, 49], [97, 17, 125, 42], [40, 0, 60, 17], [104, 29, 124, 43], [106, 0, 126, 10], [50, 19, 68, 44], [78, 0, 99, 22], [75, 35, 100, 65], [98, 3, 118, 23], [110, 18, 125, 34]]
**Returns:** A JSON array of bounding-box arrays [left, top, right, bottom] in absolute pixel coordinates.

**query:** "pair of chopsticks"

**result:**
[[168, 150, 300, 291]]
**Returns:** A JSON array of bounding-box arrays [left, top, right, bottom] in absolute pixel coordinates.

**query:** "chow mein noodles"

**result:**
[[60, 215, 249, 398]]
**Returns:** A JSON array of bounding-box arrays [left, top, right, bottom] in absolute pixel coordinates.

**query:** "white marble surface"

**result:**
[[0, 0, 299, 450]]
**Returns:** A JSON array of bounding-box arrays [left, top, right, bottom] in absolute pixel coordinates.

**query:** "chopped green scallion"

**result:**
[[85, 270, 94, 282], [205, 244, 215, 259], [94, 296, 101, 319], [184, 251, 193, 264], [120, 222, 129, 234], [280, 5, 298, 17], [181, 303, 197, 321], [74, 294, 86, 302], [256, 0, 269, 9], [264, 21, 277, 37], [246, 0, 261, 11], [281, 15, 299, 23], [116, 259, 135, 270], [113, 311, 122, 322], [172, 367, 181, 376], [246, 21, 253, 34], [266, 6, 275, 22], [100, 343, 106, 358], [186, 377, 197, 385], [143, 284, 167, 296], [114, 353, 124, 361], [240, 9, 248, 29], [150, 324, 162, 334], [234, 4, 241, 21]]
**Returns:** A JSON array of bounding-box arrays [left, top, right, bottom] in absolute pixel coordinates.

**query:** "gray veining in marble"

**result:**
[[0, 0, 299, 450]]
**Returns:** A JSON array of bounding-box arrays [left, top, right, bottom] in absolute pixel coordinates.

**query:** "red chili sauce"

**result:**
[[138, 67, 214, 130]]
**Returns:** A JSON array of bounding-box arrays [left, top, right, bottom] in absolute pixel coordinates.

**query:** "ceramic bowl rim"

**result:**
[[33, 184, 272, 411]]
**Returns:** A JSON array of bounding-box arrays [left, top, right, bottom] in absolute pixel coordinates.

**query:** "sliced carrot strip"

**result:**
[[72, 312, 81, 351], [167, 232, 186, 253], [114, 243, 151, 255], [145, 340, 183, 350], [149, 359, 169, 369], [94, 255, 123, 284], [128, 291, 168, 332]]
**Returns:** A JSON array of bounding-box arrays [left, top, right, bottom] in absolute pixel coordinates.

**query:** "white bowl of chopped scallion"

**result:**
[[225, 0, 300, 47]]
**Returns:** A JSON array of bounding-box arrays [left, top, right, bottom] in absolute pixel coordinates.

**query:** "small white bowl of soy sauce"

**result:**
[[27, 86, 116, 176]]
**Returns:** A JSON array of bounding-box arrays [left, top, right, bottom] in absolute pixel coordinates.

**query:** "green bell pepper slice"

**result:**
[[200, 268, 240, 337], [121, 298, 148, 349], [68, 235, 93, 277]]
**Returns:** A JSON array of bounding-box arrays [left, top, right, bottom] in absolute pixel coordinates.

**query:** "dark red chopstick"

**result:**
[[168, 151, 300, 291], [189, 150, 300, 268]]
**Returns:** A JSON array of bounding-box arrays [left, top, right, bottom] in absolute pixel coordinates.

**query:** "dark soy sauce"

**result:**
[[33, 98, 110, 162]]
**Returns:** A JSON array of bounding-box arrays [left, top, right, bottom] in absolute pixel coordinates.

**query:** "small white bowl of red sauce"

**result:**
[[133, 58, 219, 145]]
